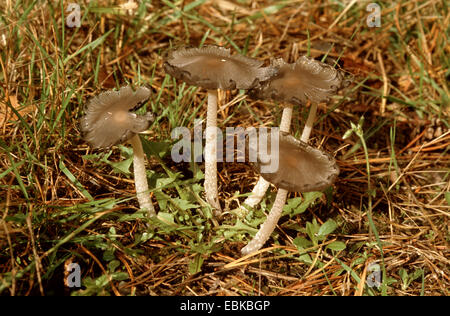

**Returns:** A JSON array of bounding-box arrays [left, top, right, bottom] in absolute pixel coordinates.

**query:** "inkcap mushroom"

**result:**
[[241, 131, 339, 256], [80, 85, 155, 217]]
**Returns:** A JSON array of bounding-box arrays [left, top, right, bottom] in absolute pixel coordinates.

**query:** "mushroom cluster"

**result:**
[[79, 44, 348, 258], [240, 56, 348, 255]]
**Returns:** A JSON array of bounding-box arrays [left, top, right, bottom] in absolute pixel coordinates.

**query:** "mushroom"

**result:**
[[164, 45, 275, 213], [80, 86, 156, 217], [240, 56, 346, 214], [252, 132, 339, 192], [241, 131, 339, 255]]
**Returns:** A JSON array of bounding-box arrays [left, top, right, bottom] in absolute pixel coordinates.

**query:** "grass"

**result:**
[[0, 0, 449, 296]]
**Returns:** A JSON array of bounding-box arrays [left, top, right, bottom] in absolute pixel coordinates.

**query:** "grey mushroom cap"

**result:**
[[249, 131, 339, 192], [80, 86, 154, 148], [248, 56, 347, 106], [163, 45, 276, 90]]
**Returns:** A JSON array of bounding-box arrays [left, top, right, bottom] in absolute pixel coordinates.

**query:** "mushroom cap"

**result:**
[[249, 131, 339, 192], [163, 45, 275, 90], [80, 86, 154, 148], [248, 56, 346, 106]]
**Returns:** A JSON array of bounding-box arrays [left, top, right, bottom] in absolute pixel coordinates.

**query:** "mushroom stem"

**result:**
[[129, 134, 155, 217], [242, 104, 318, 256], [279, 104, 294, 133], [241, 186, 288, 255], [237, 177, 270, 216], [300, 103, 317, 142], [239, 105, 293, 216], [204, 89, 221, 212]]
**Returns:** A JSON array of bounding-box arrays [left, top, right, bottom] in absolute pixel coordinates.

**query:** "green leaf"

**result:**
[[108, 156, 133, 174], [111, 272, 129, 281], [342, 128, 354, 140], [156, 177, 175, 189], [157, 212, 175, 226], [143, 140, 171, 158], [231, 219, 258, 233], [445, 192, 450, 205], [293, 237, 313, 249], [103, 249, 115, 262], [170, 198, 199, 211], [292, 238, 313, 264], [284, 192, 323, 217], [107, 260, 120, 273], [399, 268, 408, 289], [318, 219, 337, 237], [411, 269, 423, 283], [283, 197, 303, 213], [306, 221, 318, 245], [188, 254, 204, 275], [117, 210, 147, 222], [326, 241, 346, 251]]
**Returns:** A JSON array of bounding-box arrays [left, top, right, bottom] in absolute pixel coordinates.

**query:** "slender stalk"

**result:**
[[239, 106, 294, 216], [204, 89, 221, 212], [358, 129, 387, 295], [242, 104, 317, 255], [279, 105, 294, 133], [241, 186, 289, 255], [129, 134, 155, 217], [237, 177, 270, 216], [300, 103, 317, 142]]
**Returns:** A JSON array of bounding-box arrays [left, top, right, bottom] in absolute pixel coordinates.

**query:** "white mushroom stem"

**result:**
[[204, 89, 221, 212], [238, 105, 293, 217], [241, 104, 317, 256], [129, 134, 155, 217], [300, 103, 318, 142]]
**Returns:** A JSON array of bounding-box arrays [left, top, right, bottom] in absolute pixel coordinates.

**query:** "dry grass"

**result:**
[[0, 0, 448, 296]]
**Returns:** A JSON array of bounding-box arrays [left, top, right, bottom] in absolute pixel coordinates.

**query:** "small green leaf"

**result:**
[[284, 192, 323, 217], [292, 238, 313, 264], [188, 254, 204, 275], [293, 237, 313, 249], [231, 219, 258, 233], [170, 198, 199, 211], [103, 249, 115, 262], [108, 156, 133, 174], [143, 139, 171, 158], [306, 221, 318, 245], [411, 269, 423, 282], [445, 192, 450, 205], [326, 241, 346, 251], [108, 260, 120, 272], [342, 128, 354, 140], [157, 212, 175, 226], [283, 197, 303, 213], [111, 272, 129, 281], [318, 219, 337, 237], [399, 268, 408, 288]]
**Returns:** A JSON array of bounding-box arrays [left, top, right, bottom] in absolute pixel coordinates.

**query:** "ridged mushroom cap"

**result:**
[[249, 56, 346, 106], [80, 86, 154, 148], [249, 131, 339, 192], [163, 45, 276, 90]]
